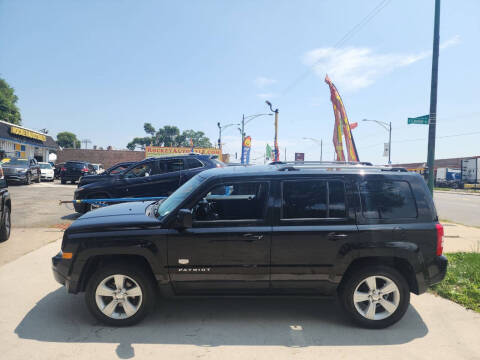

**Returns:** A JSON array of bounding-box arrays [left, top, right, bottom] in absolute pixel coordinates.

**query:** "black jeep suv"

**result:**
[[73, 154, 223, 213], [77, 161, 135, 187], [60, 161, 96, 184], [52, 162, 447, 328]]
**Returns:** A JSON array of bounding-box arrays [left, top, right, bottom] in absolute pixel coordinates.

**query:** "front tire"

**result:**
[[85, 264, 156, 326], [24, 174, 31, 185], [339, 265, 410, 329]]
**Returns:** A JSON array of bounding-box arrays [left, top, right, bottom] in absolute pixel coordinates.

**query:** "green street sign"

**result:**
[[408, 115, 429, 125]]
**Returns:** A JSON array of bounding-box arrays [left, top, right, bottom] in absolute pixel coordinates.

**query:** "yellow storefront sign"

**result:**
[[10, 126, 47, 142], [145, 146, 221, 158]]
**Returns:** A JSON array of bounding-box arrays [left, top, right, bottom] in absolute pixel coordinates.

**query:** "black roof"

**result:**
[[0, 121, 57, 149], [196, 163, 414, 180]]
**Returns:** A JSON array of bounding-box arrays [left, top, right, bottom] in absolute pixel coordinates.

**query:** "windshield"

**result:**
[[156, 175, 206, 218], [39, 163, 52, 169], [5, 158, 28, 166]]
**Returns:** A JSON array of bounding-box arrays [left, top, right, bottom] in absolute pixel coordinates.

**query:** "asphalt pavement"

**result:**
[[434, 191, 480, 227]]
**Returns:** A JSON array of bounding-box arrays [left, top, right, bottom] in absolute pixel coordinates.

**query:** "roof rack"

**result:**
[[269, 161, 407, 172]]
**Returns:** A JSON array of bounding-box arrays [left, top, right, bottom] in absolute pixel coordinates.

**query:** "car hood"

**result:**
[[2, 164, 27, 168], [68, 201, 163, 234]]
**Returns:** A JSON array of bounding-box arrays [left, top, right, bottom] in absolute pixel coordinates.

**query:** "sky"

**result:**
[[1, 0, 479, 165]]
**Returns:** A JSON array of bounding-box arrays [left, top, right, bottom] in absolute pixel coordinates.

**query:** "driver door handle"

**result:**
[[327, 232, 348, 241], [242, 233, 264, 241]]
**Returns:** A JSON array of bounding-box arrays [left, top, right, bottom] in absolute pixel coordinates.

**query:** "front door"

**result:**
[[270, 176, 359, 294], [167, 180, 271, 294]]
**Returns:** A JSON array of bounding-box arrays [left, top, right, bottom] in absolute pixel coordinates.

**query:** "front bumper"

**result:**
[[41, 174, 54, 180], [52, 252, 79, 293], [5, 174, 27, 182]]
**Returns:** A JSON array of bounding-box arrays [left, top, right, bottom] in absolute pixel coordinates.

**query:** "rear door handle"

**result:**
[[327, 232, 348, 240], [242, 233, 264, 241]]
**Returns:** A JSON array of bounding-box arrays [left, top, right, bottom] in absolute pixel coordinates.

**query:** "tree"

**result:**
[[127, 124, 213, 150], [57, 132, 81, 149], [0, 78, 22, 125]]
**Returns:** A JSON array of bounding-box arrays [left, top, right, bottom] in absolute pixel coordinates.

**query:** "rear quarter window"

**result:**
[[359, 180, 417, 219]]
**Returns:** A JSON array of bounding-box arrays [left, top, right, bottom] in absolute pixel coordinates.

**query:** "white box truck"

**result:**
[[461, 158, 480, 184]]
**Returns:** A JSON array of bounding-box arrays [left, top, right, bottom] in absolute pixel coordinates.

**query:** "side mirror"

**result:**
[[175, 209, 192, 229]]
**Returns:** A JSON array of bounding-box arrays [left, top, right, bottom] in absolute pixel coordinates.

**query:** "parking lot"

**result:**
[[0, 181, 479, 359]]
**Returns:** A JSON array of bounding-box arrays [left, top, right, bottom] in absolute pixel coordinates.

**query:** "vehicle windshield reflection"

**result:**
[[156, 175, 206, 218]]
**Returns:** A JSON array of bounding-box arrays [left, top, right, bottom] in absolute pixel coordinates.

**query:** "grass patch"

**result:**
[[430, 252, 480, 313]]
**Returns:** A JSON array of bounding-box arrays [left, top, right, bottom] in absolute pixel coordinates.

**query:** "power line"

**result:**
[[281, 0, 392, 96]]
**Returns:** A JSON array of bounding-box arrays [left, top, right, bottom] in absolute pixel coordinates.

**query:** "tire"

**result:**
[[339, 265, 410, 329], [85, 264, 156, 326], [61, 179, 66, 184], [0, 204, 11, 242], [35, 174, 40, 183], [71, 180, 76, 184]]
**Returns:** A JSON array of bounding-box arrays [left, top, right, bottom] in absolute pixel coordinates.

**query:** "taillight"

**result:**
[[61, 167, 66, 171], [436, 223, 444, 256], [82, 167, 89, 172]]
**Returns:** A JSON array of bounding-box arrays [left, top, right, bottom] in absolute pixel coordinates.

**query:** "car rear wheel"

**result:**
[[85, 264, 155, 326], [0, 204, 11, 242], [339, 265, 410, 329]]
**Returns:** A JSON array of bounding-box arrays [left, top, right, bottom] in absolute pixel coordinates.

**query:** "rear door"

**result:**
[[270, 175, 359, 294], [181, 157, 206, 183]]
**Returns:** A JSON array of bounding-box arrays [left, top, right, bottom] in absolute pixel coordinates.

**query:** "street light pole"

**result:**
[[362, 119, 392, 164], [302, 137, 323, 161], [266, 101, 279, 161], [426, 0, 441, 194], [239, 113, 272, 164], [217, 122, 240, 151]]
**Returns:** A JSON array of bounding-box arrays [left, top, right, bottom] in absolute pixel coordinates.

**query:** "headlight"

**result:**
[[17, 168, 27, 173]]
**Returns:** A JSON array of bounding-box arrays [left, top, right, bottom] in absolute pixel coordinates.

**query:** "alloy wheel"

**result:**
[[353, 275, 400, 321], [95, 274, 143, 319]]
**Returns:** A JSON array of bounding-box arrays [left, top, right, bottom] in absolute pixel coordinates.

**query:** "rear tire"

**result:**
[[0, 204, 11, 242], [61, 179, 66, 184], [85, 264, 156, 326], [339, 265, 410, 329]]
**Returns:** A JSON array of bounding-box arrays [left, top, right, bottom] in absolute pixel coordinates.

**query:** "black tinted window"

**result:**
[[193, 182, 267, 221], [359, 180, 417, 219], [282, 180, 346, 219], [163, 159, 184, 172], [186, 158, 204, 169], [124, 163, 153, 178]]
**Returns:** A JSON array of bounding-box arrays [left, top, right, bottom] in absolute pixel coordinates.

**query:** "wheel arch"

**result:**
[[338, 256, 420, 295]]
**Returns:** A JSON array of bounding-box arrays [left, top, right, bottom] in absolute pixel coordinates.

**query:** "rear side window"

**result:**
[[282, 180, 346, 219], [359, 180, 417, 219], [163, 159, 184, 172], [186, 158, 204, 169]]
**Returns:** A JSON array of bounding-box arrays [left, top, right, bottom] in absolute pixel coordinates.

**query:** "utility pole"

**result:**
[[388, 122, 392, 165], [241, 114, 245, 147], [426, 0, 441, 193], [217, 122, 222, 150], [266, 101, 279, 161]]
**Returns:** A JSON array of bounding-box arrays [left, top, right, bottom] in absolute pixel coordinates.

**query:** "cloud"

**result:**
[[256, 93, 276, 99], [254, 76, 277, 88], [303, 36, 460, 91]]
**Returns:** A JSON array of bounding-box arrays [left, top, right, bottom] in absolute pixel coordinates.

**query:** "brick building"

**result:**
[[56, 149, 144, 169]]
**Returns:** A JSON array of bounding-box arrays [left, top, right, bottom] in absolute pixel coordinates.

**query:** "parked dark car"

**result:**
[[54, 162, 64, 179], [73, 154, 223, 213], [78, 161, 135, 187], [2, 157, 41, 185], [0, 164, 11, 242], [60, 161, 96, 184], [53, 162, 447, 328]]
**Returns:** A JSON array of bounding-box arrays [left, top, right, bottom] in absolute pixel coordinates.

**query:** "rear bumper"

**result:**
[[427, 255, 448, 286]]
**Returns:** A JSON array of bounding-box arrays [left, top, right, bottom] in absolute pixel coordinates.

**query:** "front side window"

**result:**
[[193, 182, 268, 222], [359, 180, 417, 219], [282, 180, 346, 219], [124, 163, 153, 179]]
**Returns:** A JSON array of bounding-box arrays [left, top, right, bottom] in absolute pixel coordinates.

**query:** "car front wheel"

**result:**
[[85, 264, 156, 326], [339, 265, 410, 329]]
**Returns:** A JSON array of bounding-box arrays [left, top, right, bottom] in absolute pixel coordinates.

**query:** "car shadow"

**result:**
[[15, 287, 428, 358]]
